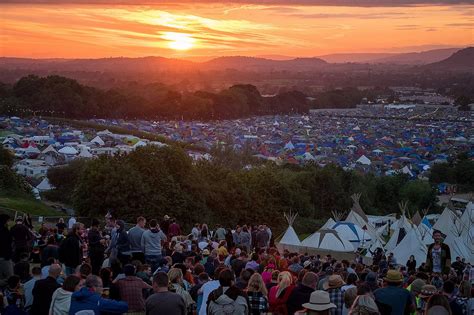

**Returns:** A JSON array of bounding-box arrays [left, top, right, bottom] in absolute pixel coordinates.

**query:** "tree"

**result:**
[[0, 146, 13, 168]]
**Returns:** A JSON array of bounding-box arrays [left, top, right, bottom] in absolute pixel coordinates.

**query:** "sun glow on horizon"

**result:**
[[162, 32, 195, 51]]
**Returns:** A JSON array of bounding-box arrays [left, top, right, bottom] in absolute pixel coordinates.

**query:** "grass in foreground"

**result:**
[[0, 193, 58, 216]]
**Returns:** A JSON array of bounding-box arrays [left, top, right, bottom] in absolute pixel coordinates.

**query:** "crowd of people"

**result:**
[[0, 213, 473, 315]]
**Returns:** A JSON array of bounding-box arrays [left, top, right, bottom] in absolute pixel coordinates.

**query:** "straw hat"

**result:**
[[383, 270, 403, 283], [302, 290, 336, 311], [419, 284, 438, 299], [202, 249, 210, 256], [323, 275, 345, 290]]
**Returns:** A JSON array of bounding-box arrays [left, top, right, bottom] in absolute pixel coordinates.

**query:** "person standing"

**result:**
[[115, 220, 131, 265], [59, 223, 82, 276], [145, 272, 186, 315], [56, 218, 67, 235], [141, 219, 167, 273], [240, 226, 252, 253], [128, 216, 146, 263], [287, 271, 319, 315], [426, 230, 451, 275], [10, 216, 33, 262], [160, 215, 170, 236], [168, 219, 182, 238], [87, 219, 105, 275], [256, 226, 269, 250], [68, 216, 76, 230], [215, 225, 227, 242], [31, 264, 62, 315], [0, 214, 13, 288], [116, 264, 152, 313], [373, 270, 415, 315], [207, 268, 249, 315], [323, 275, 345, 315]]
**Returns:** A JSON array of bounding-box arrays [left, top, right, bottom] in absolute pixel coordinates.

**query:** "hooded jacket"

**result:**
[[49, 288, 73, 315], [141, 228, 167, 256], [207, 286, 249, 315], [69, 287, 128, 315]]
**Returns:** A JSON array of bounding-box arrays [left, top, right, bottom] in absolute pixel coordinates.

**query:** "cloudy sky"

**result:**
[[0, 0, 472, 58]]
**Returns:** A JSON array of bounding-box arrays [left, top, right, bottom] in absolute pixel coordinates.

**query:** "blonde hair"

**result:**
[[247, 273, 268, 296], [168, 268, 183, 285], [276, 271, 293, 297]]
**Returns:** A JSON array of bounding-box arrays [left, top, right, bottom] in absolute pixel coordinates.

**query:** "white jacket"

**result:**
[[49, 288, 73, 315]]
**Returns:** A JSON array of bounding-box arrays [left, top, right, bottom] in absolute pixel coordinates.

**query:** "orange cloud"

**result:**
[[0, 3, 472, 58]]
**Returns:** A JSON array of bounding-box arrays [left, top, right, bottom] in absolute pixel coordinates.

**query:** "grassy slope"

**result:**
[[0, 193, 58, 216]]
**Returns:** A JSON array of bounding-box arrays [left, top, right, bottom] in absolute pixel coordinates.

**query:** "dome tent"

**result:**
[[301, 229, 354, 252]]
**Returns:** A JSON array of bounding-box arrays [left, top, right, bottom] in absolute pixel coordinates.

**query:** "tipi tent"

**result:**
[[331, 221, 371, 248], [277, 212, 301, 252], [385, 202, 414, 252], [392, 227, 427, 267], [301, 229, 354, 252], [321, 218, 336, 230], [432, 206, 464, 237], [345, 194, 384, 246]]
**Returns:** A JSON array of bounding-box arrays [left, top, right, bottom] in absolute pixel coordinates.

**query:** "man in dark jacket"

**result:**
[[287, 271, 318, 315], [88, 219, 105, 275], [59, 223, 82, 275], [10, 216, 33, 262], [255, 226, 269, 250], [0, 214, 13, 287], [31, 263, 61, 315], [116, 220, 130, 265]]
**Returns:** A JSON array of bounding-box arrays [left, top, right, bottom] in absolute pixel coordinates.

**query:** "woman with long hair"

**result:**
[[268, 271, 295, 315], [406, 255, 417, 273], [424, 294, 452, 315], [168, 267, 195, 313], [247, 273, 269, 315]]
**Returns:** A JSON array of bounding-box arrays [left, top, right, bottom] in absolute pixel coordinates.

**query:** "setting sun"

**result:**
[[162, 32, 195, 51]]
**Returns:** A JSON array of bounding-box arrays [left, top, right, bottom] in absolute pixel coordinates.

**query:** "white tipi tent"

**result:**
[[392, 227, 427, 267], [277, 212, 301, 252], [385, 202, 414, 252], [345, 194, 384, 246], [36, 178, 53, 192], [432, 206, 464, 237], [321, 218, 336, 230]]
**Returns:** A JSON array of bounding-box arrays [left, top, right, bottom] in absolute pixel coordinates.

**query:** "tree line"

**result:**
[[0, 75, 309, 120], [44, 145, 437, 234]]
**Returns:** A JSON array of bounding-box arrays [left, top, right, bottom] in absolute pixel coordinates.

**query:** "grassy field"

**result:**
[[0, 194, 59, 216]]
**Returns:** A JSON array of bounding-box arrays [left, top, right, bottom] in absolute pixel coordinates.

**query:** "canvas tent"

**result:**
[[356, 155, 371, 165], [385, 202, 414, 252], [392, 227, 427, 267], [301, 229, 354, 252], [331, 221, 371, 248], [277, 212, 301, 252], [36, 178, 53, 192], [321, 218, 336, 230]]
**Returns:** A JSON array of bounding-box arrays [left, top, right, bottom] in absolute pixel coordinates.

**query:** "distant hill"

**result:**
[[318, 53, 394, 63], [0, 56, 196, 72], [425, 47, 474, 71], [203, 56, 328, 71], [371, 48, 461, 65]]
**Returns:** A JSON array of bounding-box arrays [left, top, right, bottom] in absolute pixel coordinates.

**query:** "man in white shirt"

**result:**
[[198, 266, 225, 315], [68, 216, 76, 229]]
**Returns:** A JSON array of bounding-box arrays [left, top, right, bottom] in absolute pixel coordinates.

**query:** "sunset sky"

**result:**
[[1, 1, 472, 59]]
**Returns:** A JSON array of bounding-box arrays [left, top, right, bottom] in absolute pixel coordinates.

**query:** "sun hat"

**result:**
[[303, 260, 312, 268], [426, 305, 450, 315], [383, 270, 403, 283], [323, 275, 345, 290], [302, 290, 336, 311], [202, 249, 210, 256], [410, 279, 426, 294], [419, 284, 438, 299]]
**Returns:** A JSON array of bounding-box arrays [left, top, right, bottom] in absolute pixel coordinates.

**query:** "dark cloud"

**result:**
[[1, 0, 472, 6]]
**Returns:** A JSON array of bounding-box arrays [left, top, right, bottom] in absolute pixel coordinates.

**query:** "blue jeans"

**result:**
[[145, 254, 162, 273]]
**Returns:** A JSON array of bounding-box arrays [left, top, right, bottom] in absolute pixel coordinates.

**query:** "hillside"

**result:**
[[203, 56, 328, 71], [425, 47, 474, 71], [372, 48, 461, 65]]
